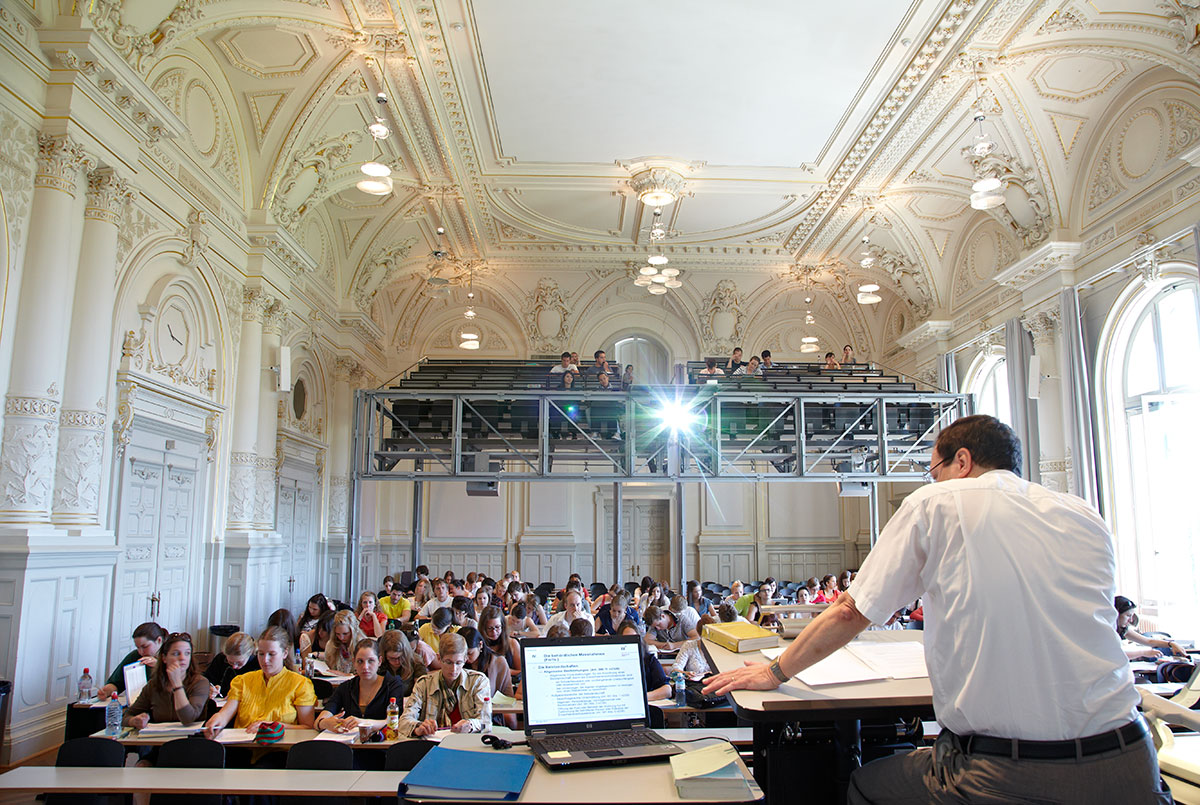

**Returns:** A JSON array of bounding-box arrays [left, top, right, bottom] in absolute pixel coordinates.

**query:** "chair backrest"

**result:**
[[647, 705, 666, 729], [1171, 663, 1200, 709], [56, 737, 126, 767], [623, 581, 639, 595], [385, 739, 436, 771], [311, 677, 334, 699], [157, 736, 225, 768], [286, 739, 354, 770], [589, 583, 607, 599]]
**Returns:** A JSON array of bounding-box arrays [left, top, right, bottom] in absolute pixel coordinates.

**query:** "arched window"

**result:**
[[1099, 272, 1200, 634], [963, 349, 1011, 425], [612, 334, 669, 385]]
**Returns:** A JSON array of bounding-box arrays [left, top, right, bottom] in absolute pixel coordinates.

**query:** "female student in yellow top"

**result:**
[[202, 626, 316, 737]]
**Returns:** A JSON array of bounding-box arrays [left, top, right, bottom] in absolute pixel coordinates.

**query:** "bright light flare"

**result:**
[[656, 400, 701, 434]]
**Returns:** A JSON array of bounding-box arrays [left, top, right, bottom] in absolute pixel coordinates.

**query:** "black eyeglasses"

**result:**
[[924, 457, 948, 479]]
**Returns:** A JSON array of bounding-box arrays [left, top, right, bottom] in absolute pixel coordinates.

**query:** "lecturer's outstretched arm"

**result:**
[[702, 594, 872, 695]]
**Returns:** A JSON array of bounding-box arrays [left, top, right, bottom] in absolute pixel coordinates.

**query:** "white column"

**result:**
[[1024, 309, 1069, 493], [0, 135, 94, 525], [52, 168, 135, 527], [327, 357, 358, 542], [226, 289, 268, 531], [255, 300, 284, 531]]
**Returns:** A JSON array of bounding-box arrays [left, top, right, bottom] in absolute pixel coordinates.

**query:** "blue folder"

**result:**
[[399, 745, 534, 801]]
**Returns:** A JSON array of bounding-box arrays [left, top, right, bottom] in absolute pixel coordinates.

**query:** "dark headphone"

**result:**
[[480, 734, 527, 750]]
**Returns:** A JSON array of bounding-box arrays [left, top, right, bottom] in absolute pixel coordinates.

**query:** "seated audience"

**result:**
[[548, 588, 594, 630], [796, 586, 813, 605], [410, 630, 439, 670], [459, 626, 517, 729], [505, 601, 540, 639], [697, 357, 725, 379], [418, 578, 453, 619], [570, 351, 580, 368], [545, 623, 570, 638], [685, 580, 717, 625], [299, 610, 334, 660], [813, 574, 839, 604], [549, 352, 578, 375], [674, 639, 712, 678], [591, 583, 620, 614], [379, 585, 413, 625], [480, 605, 522, 674], [669, 594, 702, 636], [643, 604, 699, 652], [472, 586, 492, 622], [638, 580, 669, 617], [838, 570, 853, 592], [297, 594, 330, 634], [744, 580, 777, 623], [622, 364, 634, 386], [596, 371, 617, 390], [732, 355, 763, 376], [98, 622, 166, 700], [722, 580, 744, 608], [616, 621, 670, 700], [204, 626, 316, 737], [419, 607, 459, 653], [379, 574, 395, 598], [823, 352, 841, 370], [760, 349, 775, 369], [450, 595, 478, 630], [569, 618, 595, 638], [204, 631, 260, 697], [324, 610, 364, 674], [398, 633, 492, 736], [315, 638, 407, 733], [725, 347, 746, 371], [378, 629, 428, 698], [596, 591, 643, 635], [524, 592, 548, 626], [1116, 596, 1187, 658], [587, 349, 608, 375], [124, 631, 209, 729], [411, 577, 432, 610], [842, 344, 855, 364], [551, 579, 586, 614], [356, 591, 387, 638], [555, 370, 578, 391], [805, 577, 820, 598], [718, 602, 749, 624], [267, 609, 299, 655]]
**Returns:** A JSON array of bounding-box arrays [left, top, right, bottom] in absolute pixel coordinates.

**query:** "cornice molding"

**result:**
[[992, 241, 1082, 292], [247, 223, 318, 278], [895, 320, 952, 351]]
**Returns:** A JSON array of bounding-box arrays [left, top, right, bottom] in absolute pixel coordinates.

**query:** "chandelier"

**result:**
[[632, 207, 682, 295], [966, 63, 1004, 211], [855, 236, 881, 305], [357, 91, 394, 196], [630, 167, 685, 208]]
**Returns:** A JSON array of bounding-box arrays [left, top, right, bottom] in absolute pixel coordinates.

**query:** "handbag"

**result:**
[[684, 679, 727, 709]]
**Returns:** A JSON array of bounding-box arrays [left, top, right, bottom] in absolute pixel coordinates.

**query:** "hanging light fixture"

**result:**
[[648, 284, 668, 295], [459, 338, 480, 350], [356, 176, 392, 196], [639, 265, 658, 276], [633, 276, 653, 287], [630, 167, 685, 208], [631, 206, 684, 296], [857, 281, 882, 305], [660, 267, 679, 277], [970, 175, 1004, 210], [647, 254, 669, 266], [858, 236, 875, 269]]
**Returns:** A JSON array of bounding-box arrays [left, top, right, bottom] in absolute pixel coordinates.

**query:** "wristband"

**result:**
[[768, 658, 788, 684], [171, 686, 183, 693]]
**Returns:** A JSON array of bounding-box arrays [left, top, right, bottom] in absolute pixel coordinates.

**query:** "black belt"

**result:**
[[952, 718, 1148, 761]]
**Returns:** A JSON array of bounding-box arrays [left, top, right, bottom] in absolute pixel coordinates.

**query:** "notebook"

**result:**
[[123, 662, 149, 706], [399, 746, 533, 800], [520, 635, 681, 769]]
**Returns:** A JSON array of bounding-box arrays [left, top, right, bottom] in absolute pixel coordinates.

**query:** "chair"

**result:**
[[648, 705, 666, 729], [311, 677, 334, 699], [150, 736, 225, 805], [46, 737, 126, 805], [589, 582, 608, 600], [624, 581, 639, 596], [285, 740, 354, 805], [385, 739, 436, 771]]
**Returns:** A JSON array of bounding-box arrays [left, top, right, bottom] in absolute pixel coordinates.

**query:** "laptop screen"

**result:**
[[521, 636, 648, 731]]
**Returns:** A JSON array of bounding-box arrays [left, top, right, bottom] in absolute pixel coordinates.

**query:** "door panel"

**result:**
[[276, 483, 296, 608], [156, 463, 197, 632], [112, 446, 164, 666], [292, 485, 313, 609]]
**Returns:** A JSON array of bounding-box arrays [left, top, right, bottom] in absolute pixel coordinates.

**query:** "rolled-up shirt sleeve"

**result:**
[[850, 495, 930, 626]]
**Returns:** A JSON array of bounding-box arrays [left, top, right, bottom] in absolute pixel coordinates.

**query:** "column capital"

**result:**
[[84, 168, 137, 225], [35, 134, 95, 196], [333, 356, 361, 382], [261, 300, 286, 335], [1021, 308, 1060, 351], [242, 288, 275, 323]]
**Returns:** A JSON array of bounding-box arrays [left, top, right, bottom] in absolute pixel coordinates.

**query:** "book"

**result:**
[[670, 741, 752, 800], [703, 621, 779, 653], [399, 746, 533, 801], [792, 640, 929, 687]]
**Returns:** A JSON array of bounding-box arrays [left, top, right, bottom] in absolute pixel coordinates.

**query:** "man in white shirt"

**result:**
[[704, 415, 1170, 804], [548, 352, 578, 374], [732, 356, 763, 377], [418, 578, 453, 619], [547, 589, 593, 630]]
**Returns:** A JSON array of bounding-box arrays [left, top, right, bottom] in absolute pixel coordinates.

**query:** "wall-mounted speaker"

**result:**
[[1027, 354, 1041, 400], [278, 346, 292, 392]]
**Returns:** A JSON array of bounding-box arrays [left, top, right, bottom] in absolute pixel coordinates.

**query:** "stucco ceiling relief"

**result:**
[[216, 29, 319, 79], [523, 279, 571, 355], [245, 90, 288, 147], [962, 149, 1053, 250], [699, 280, 745, 356], [1030, 54, 1127, 103], [1046, 111, 1088, 160], [1161, 1, 1200, 55]]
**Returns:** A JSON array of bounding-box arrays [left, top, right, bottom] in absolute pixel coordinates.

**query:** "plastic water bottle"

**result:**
[[386, 697, 399, 731], [673, 670, 686, 707], [77, 668, 92, 702], [104, 692, 122, 736]]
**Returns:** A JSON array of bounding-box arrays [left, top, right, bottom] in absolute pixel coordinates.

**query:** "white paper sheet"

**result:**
[[670, 742, 740, 780], [136, 722, 201, 736], [123, 663, 148, 705], [759, 647, 784, 660], [795, 647, 885, 686], [848, 641, 929, 679]]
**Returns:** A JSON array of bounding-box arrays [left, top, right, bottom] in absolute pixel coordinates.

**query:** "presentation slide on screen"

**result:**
[[524, 643, 646, 726]]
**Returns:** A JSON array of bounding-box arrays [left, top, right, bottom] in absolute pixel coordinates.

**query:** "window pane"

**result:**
[[992, 359, 1010, 426], [1125, 317, 1159, 398], [1159, 286, 1200, 391]]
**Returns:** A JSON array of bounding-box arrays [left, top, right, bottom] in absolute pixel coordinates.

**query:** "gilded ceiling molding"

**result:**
[[523, 279, 572, 354], [87, 0, 203, 76], [961, 149, 1053, 250], [698, 280, 746, 355], [271, 131, 364, 231], [1161, 1, 1200, 55], [352, 238, 421, 311]]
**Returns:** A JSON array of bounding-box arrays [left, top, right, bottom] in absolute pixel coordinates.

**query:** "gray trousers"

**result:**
[[848, 729, 1174, 805]]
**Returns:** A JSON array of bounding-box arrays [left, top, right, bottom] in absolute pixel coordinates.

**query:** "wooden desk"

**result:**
[[703, 632, 934, 803]]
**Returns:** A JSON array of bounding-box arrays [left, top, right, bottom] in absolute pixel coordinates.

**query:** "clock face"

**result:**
[[156, 302, 191, 366]]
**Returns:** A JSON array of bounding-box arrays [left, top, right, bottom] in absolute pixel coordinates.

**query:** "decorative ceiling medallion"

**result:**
[[628, 167, 686, 207]]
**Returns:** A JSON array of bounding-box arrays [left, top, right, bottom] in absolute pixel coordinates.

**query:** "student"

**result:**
[[842, 344, 855, 365], [524, 592, 548, 626], [725, 347, 746, 371], [674, 639, 711, 678], [643, 602, 700, 652], [450, 595, 478, 631], [546, 623, 570, 638], [266, 609, 299, 656], [411, 577, 432, 610], [324, 610, 363, 674], [718, 603, 749, 624], [548, 589, 594, 630], [839, 570, 853, 592], [734, 577, 776, 617], [300, 610, 335, 660], [824, 352, 841, 370], [398, 633, 492, 737], [98, 622, 166, 700], [203, 626, 316, 737], [760, 349, 775, 369], [697, 357, 725, 378], [356, 591, 387, 638], [569, 618, 594, 638], [315, 638, 407, 733], [744, 581, 777, 623], [124, 631, 209, 728], [419, 607, 459, 653], [685, 580, 717, 625], [596, 591, 643, 635], [479, 605, 522, 674], [505, 601, 540, 640], [732, 355, 763, 377], [1115, 596, 1187, 659], [297, 594, 330, 635], [472, 586, 492, 622], [378, 575, 395, 601], [813, 575, 840, 604], [377, 630, 428, 698], [203, 632, 260, 697], [459, 626, 517, 729], [419, 578, 453, 619], [638, 580, 669, 618], [722, 580, 744, 608], [549, 352, 578, 374], [378, 585, 413, 625], [616, 621, 671, 701], [591, 583, 620, 615]]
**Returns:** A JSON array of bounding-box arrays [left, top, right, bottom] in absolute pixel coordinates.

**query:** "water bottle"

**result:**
[[386, 697, 399, 731], [104, 692, 122, 736], [673, 670, 686, 707], [77, 668, 92, 702]]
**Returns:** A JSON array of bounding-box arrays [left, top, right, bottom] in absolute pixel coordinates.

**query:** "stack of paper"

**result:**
[[770, 640, 928, 687], [135, 722, 202, 738], [670, 741, 752, 800]]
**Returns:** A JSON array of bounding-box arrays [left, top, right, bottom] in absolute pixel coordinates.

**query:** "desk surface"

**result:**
[[703, 631, 933, 719]]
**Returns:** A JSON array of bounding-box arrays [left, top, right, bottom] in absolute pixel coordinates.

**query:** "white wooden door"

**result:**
[[156, 460, 199, 633], [601, 500, 668, 585], [276, 482, 297, 610], [112, 444, 165, 666], [277, 471, 317, 613]]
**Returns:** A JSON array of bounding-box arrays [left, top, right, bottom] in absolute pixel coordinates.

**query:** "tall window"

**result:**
[[964, 349, 1011, 425], [613, 335, 669, 384], [1101, 275, 1200, 634]]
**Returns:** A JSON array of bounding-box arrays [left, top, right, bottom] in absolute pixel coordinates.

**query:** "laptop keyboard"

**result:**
[[535, 731, 668, 753]]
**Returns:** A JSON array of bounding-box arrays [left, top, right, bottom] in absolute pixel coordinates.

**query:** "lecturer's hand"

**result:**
[[702, 660, 781, 696]]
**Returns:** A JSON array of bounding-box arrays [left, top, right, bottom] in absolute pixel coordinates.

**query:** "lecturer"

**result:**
[[704, 415, 1171, 804]]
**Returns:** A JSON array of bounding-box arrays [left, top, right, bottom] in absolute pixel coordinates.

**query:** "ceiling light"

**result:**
[[972, 176, 1001, 193], [361, 161, 391, 178], [664, 279, 682, 288], [859, 255, 875, 268], [464, 307, 477, 319], [970, 189, 1005, 210], [969, 113, 996, 156], [367, 118, 390, 139], [651, 274, 669, 283], [801, 336, 819, 344], [858, 283, 880, 293], [857, 291, 882, 305], [356, 176, 392, 196], [639, 265, 658, 276], [659, 267, 679, 277], [800, 343, 819, 353], [647, 254, 669, 266], [805, 314, 815, 325], [630, 167, 685, 208], [459, 339, 480, 350], [633, 276, 653, 287], [648, 285, 668, 295], [460, 329, 479, 341]]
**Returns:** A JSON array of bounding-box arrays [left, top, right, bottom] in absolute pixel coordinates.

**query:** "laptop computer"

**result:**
[[520, 635, 682, 770]]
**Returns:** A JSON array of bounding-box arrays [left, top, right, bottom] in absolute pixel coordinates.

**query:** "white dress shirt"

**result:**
[[850, 469, 1138, 741], [419, 597, 452, 618]]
